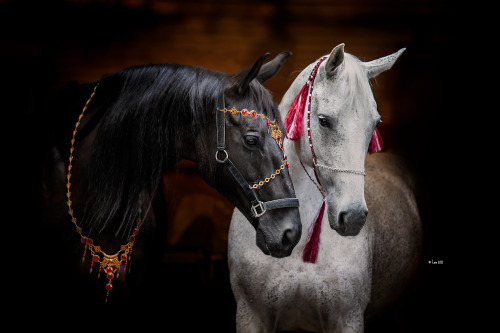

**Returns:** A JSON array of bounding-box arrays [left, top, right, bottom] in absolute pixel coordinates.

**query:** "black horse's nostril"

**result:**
[[282, 229, 294, 248], [281, 225, 301, 253]]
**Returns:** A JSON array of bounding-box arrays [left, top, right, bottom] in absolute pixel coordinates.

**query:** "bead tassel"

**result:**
[[285, 57, 326, 141], [303, 200, 326, 263], [368, 127, 384, 154], [284, 82, 309, 140]]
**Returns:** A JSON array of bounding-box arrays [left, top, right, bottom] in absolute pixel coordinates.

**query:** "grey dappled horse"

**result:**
[[228, 44, 422, 332]]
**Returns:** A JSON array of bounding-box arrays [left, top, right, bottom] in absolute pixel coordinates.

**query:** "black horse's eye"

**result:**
[[244, 136, 259, 146], [318, 115, 330, 128]]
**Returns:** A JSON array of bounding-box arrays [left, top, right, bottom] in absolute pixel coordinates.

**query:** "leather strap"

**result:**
[[262, 198, 300, 211], [226, 159, 260, 204], [216, 92, 226, 150]]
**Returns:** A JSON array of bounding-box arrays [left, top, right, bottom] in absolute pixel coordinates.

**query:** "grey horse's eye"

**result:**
[[318, 115, 330, 128]]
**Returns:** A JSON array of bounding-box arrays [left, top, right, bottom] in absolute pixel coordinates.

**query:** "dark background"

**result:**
[[5, 0, 462, 331]]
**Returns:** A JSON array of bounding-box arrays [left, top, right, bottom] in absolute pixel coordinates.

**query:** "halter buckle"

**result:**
[[250, 201, 266, 218]]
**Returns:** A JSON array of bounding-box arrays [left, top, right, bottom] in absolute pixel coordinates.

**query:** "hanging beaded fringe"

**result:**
[[79, 227, 138, 303]]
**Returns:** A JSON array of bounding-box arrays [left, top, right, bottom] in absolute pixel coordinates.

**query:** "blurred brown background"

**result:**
[[6, 0, 460, 331]]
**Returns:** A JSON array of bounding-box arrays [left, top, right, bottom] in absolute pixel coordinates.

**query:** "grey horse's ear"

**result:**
[[256, 51, 292, 83], [325, 43, 345, 77], [230, 53, 270, 95], [363, 48, 406, 79]]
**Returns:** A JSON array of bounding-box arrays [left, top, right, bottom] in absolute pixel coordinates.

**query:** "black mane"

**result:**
[[77, 64, 279, 237], [80, 62, 281, 239], [83, 63, 226, 237]]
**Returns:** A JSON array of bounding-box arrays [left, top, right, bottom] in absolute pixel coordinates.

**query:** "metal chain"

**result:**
[[249, 160, 287, 189], [315, 163, 365, 176]]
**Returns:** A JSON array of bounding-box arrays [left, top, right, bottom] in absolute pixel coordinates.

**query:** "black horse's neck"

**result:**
[[80, 63, 226, 239]]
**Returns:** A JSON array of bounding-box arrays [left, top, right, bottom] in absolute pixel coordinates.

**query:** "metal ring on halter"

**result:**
[[215, 149, 229, 163]]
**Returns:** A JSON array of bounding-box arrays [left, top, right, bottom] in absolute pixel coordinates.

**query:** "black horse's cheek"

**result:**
[[255, 228, 271, 256]]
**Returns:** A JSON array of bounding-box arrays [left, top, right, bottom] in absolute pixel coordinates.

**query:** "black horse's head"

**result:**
[[76, 54, 301, 258], [199, 53, 301, 258]]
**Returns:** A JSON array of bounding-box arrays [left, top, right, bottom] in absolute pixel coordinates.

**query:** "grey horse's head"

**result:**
[[288, 44, 405, 236]]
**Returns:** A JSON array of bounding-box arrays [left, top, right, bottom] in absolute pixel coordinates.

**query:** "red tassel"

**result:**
[[303, 200, 326, 263], [368, 127, 384, 154], [284, 82, 309, 140]]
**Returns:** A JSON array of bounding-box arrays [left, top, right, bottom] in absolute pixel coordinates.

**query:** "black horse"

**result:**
[[37, 53, 301, 314]]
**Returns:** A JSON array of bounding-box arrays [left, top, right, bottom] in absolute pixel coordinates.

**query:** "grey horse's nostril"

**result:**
[[338, 211, 347, 232], [337, 208, 367, 236]]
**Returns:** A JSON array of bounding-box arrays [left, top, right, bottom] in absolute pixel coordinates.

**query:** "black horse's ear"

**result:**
[[230, 53, 270, 95], [256, 51, 292, 84]]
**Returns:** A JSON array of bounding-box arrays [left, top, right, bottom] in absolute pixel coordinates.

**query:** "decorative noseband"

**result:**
[[315, 163, 365, 176]]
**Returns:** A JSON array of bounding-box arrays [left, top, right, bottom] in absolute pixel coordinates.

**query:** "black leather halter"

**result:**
[[215, 93, 299, 218]]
